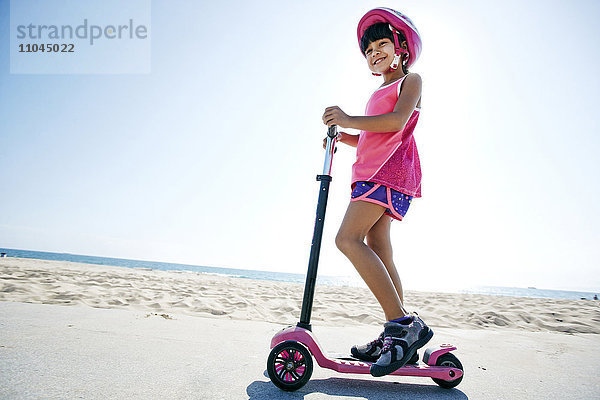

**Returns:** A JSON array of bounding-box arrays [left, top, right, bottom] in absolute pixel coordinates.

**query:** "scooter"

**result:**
[[267, 126, 464, 391]]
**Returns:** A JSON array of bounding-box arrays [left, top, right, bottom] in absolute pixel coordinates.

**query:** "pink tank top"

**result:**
[[351, 75, 422, 197]]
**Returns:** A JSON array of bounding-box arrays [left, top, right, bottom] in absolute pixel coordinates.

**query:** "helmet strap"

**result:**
[[388, 24, 409, 71], [390, 54, 401, 71]]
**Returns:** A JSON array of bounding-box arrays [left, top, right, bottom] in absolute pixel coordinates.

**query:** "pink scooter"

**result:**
[[267, 126, 464, 391]]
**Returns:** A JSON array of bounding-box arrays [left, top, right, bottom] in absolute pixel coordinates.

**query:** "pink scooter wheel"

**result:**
[[267, 341, 313, 391], [431, 353, 464, 388]]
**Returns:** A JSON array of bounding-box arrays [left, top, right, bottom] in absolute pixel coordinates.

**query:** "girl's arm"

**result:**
[[323, 73, 422, 133], [338, 132, 359, 147], [322, 131, 358, 149]]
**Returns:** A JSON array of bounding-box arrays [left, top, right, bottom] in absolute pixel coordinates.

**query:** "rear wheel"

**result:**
[[431, 353, 463, 389], [267, 341, 313, 391]]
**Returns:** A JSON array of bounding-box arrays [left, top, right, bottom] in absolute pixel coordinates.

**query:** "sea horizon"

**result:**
[[1, 247, 598, 301]]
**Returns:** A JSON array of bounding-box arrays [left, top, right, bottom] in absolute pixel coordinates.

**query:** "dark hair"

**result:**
[[360, 22, 409, 74]]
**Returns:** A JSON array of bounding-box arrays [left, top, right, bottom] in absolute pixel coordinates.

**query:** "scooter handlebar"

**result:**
[[327, 125, 338, 139], [322, 127, 337, 176]]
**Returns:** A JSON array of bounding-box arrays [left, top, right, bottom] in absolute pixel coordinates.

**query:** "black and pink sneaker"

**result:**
[[351, 332, 385, 362], [370, 315, 433, 377], [351, 332, 420, 364]]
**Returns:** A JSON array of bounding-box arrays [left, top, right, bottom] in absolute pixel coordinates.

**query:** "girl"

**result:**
[[321, 8, 432, 377]]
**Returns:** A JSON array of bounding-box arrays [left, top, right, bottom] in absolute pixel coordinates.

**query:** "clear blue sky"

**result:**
[[1, 0, 599, 292]]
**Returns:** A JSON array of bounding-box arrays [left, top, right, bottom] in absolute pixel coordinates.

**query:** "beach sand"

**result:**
[[1, 257, 599, 399]]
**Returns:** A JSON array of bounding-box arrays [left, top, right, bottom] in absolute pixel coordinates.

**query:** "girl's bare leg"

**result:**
[[335, 201, 407, 321], [366, 215, 404, 305]]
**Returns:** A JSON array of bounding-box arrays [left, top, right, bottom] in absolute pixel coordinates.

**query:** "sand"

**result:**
[[1, 257, 600, 399], [1, 257, 598, 334]]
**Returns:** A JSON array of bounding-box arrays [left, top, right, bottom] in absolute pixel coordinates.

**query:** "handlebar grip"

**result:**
[[327, 125, 338, 138]]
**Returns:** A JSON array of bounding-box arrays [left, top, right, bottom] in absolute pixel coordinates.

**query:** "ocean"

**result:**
[[1, 248, 598, 301]]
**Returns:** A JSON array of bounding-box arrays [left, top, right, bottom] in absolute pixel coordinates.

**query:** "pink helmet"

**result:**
[[357, 7, 422, 70]]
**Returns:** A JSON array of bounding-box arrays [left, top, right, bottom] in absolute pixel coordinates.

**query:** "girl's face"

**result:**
[[364, 38, 396, 75], [364, 38, 408, 75]]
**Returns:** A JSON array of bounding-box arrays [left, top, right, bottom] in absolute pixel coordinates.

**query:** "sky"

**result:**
[[1, 0, 599, 292]]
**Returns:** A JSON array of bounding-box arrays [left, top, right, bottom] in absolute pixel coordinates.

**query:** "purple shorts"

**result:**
[[351, 181, 413, 221]]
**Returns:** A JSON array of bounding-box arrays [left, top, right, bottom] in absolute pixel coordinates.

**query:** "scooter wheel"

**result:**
[[431, 353, 463, 389], [267, 341, 313, 391]]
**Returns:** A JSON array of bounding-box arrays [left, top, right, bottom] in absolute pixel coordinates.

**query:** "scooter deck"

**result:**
[[271, 326, 463, 381], [315, 354, 461, 379]]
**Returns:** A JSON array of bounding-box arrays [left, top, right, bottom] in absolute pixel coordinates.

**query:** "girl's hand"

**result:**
[[322, 106, 353, 128], [322, 132, 345, 149]]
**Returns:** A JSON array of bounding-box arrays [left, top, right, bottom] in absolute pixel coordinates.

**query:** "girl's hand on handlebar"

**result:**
[[323, 132, 345, 149], [322, 106, 352, 128]]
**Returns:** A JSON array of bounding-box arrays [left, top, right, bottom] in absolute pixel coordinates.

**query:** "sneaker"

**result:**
[[351, 332, 420, 364], [370, 315, 433, 377], [351, 332, 384, 362]]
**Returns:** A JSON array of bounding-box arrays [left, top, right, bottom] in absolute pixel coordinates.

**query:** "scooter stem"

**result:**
[[322, 125, 337, 175], [298, 126, 338, 330]]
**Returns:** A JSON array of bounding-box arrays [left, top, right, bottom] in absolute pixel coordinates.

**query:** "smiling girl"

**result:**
[[321, 8, 431, 377]]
